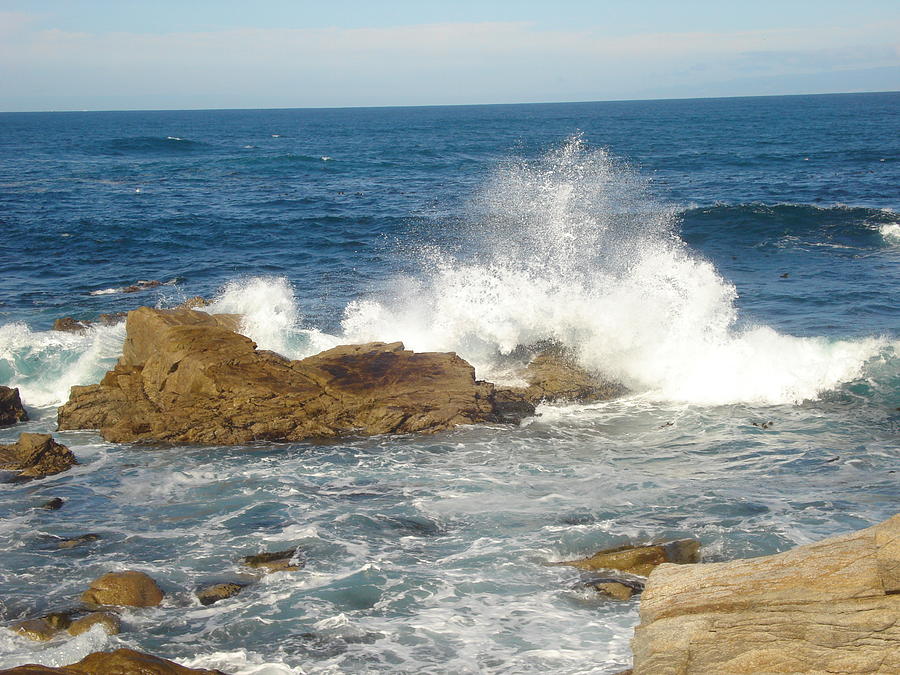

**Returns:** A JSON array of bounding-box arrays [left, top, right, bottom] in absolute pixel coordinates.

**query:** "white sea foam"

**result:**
[[878, 222, 900, 244], [0, 322, 125, 408], [336, 135, 887, 405]]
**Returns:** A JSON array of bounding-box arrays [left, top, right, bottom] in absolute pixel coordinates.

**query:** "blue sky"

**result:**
[[1, 1, 898, 111]]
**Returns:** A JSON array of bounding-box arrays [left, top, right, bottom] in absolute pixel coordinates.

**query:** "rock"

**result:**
[[52, 318, 90, 333], [586, 577, 646, 600], [97, 312, 127, 326], [196, 582, 246, 606], [66, 612, 120, 636], [495, 342, 625, 405], [0, 434, 77, 479], [58, 307, 531, 444], [40, 497, 64, 510], [630, 514, 900, 674], [9, 619, 58, 642], [0, 648, 227, 674], [0, 387, 28, 427], [80, 570, 164, 607], [553, 539, 701, 576], [177, 296, 209, 310], [57, 534, 100, 549], [242, 548, 303, 573], [122, 280, 163, 293]]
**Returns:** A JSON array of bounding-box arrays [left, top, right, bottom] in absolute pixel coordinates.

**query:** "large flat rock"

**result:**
[[631, 514, 900, 674], [57, 307, 529, 444]]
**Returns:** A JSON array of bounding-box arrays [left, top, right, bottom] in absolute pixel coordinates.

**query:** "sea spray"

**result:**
[[339, 136, 887, 404]]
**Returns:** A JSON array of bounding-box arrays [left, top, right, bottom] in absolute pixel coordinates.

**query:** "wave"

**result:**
[[1, 136, 893, 410], [99, 136, 211, 156]]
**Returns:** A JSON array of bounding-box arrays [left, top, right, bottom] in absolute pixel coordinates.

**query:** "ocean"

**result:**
[[0, 92, 898, 673]]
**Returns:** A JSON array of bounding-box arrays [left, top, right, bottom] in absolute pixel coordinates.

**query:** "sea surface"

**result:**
[[0, 93, 898, 673]]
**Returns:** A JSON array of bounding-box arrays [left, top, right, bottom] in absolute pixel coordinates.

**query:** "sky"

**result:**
[[0, 0, 898, 111]]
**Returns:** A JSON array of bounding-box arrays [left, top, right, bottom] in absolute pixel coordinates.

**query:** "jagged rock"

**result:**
[[196, 582, 246, 605], [0, 434, 77, 479], [52, 317, 90, 333], [66, 612, 120, 636], [586, 577, 646, 600], [58, 307, 531, 444], [0, 387, 28, 427], [97, 312, 127, 326], [177, 296, 209, 310], [496, 343, 625, 405], [57, 533, 100, 549], [242, 548, 303, 573], [122, 280, 163, 293], [631, 514, 900, 674], [0, 648, 227, 674], [553, 539, 701, 576], [80, 570, 164, 608]]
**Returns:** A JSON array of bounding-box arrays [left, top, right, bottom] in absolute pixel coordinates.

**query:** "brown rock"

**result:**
[[40, 498, 64, 510], [97, 312, 127, 326], [177, 296, 209, 310], [0, 386, 28, 427], [496, 343, 625, 405], [0, 434, 77, 479], [58, 307, 530, 444], [593, 581, 637, 601], [9, 619, 57, 642], [631, 514, 900, 674], [52, 318, 90, 333], [196, 582, 246, 605], [66, 612, 120, 636], [80, 570, 164, 607], [554, 539, 701, 577], [0, 648, 227, 674], [242, 548, 303, 573]]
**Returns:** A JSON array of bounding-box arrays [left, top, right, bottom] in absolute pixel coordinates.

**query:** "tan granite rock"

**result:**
[[554, 539, 701, 576], [499, 347, 626, 405], [80, 570, 164, 608], [0, 648, 227, 674], [66, 612, 120, 636], [58, 307, 529, 444], [631, 514, 900, 674]]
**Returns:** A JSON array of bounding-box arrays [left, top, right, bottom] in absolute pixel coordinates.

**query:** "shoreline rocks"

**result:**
[[553, 539, 701, 577], [0, 648, 227, 674], [0, 387, 28, 427], [0, 434, 77, 480], [57, 307, 536, 445], [630, 514, 900, 674], [81, 570, 165, 608]]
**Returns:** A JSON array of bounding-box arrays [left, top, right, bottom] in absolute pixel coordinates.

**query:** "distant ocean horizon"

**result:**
[[1, 91, 898, 673]]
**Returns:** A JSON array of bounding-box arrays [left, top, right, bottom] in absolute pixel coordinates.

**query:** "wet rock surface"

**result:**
[[631, 514, 900, 674], [0, 387, 28, 427], [554, 539, 701, 576], [0, 434, 77, 480], [58, 307, 532, 444], [242, 548, 304, 573], [0, 648, 227, 674], [195, 582, 246, 606], [80, 570, 165, 608]]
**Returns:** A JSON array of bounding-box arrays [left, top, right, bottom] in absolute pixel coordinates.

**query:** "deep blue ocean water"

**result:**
[[0, 93, 898, 673]]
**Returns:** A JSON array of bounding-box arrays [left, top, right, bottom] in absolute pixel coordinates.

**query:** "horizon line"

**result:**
[[2, 89, 898, 115]]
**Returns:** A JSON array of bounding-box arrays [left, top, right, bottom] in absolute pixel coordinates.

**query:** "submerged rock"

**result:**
[[553, 539, 701, 576], [630, 514, 900, 674], [58, 307, 532, 444], [57, 533, 100, 549], [9, 619, 58, 642], [0, 434, 77, 480], [52, 318, 89, 333], [586, 577, 646, 601], [242, 548, 303, 573], [39, 497, 64, 510], [0, 648, 227, 674], [0, 387, 28, 427], [81, 570, 164, 608]]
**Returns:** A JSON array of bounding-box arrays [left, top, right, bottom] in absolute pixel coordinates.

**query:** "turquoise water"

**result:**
[[0, 93, 898, 673]]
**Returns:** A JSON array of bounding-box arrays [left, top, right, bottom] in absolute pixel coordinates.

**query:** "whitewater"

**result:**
[[0, 95, 898, 673]]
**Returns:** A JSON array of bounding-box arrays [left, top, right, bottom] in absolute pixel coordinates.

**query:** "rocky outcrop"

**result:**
[[242, 548, 303, 573], [0, 387, 28, 426], [81, 570, 165, 608], [196, 583, 246, 606], [0, 648, 227, 674], [500, 346, 625, 405], [630, 514, 900, 674], [0, 434, 77, 479], [66, 612, 120, 636], [554, 539, 701, 576], [58, 307, 531, 444]]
